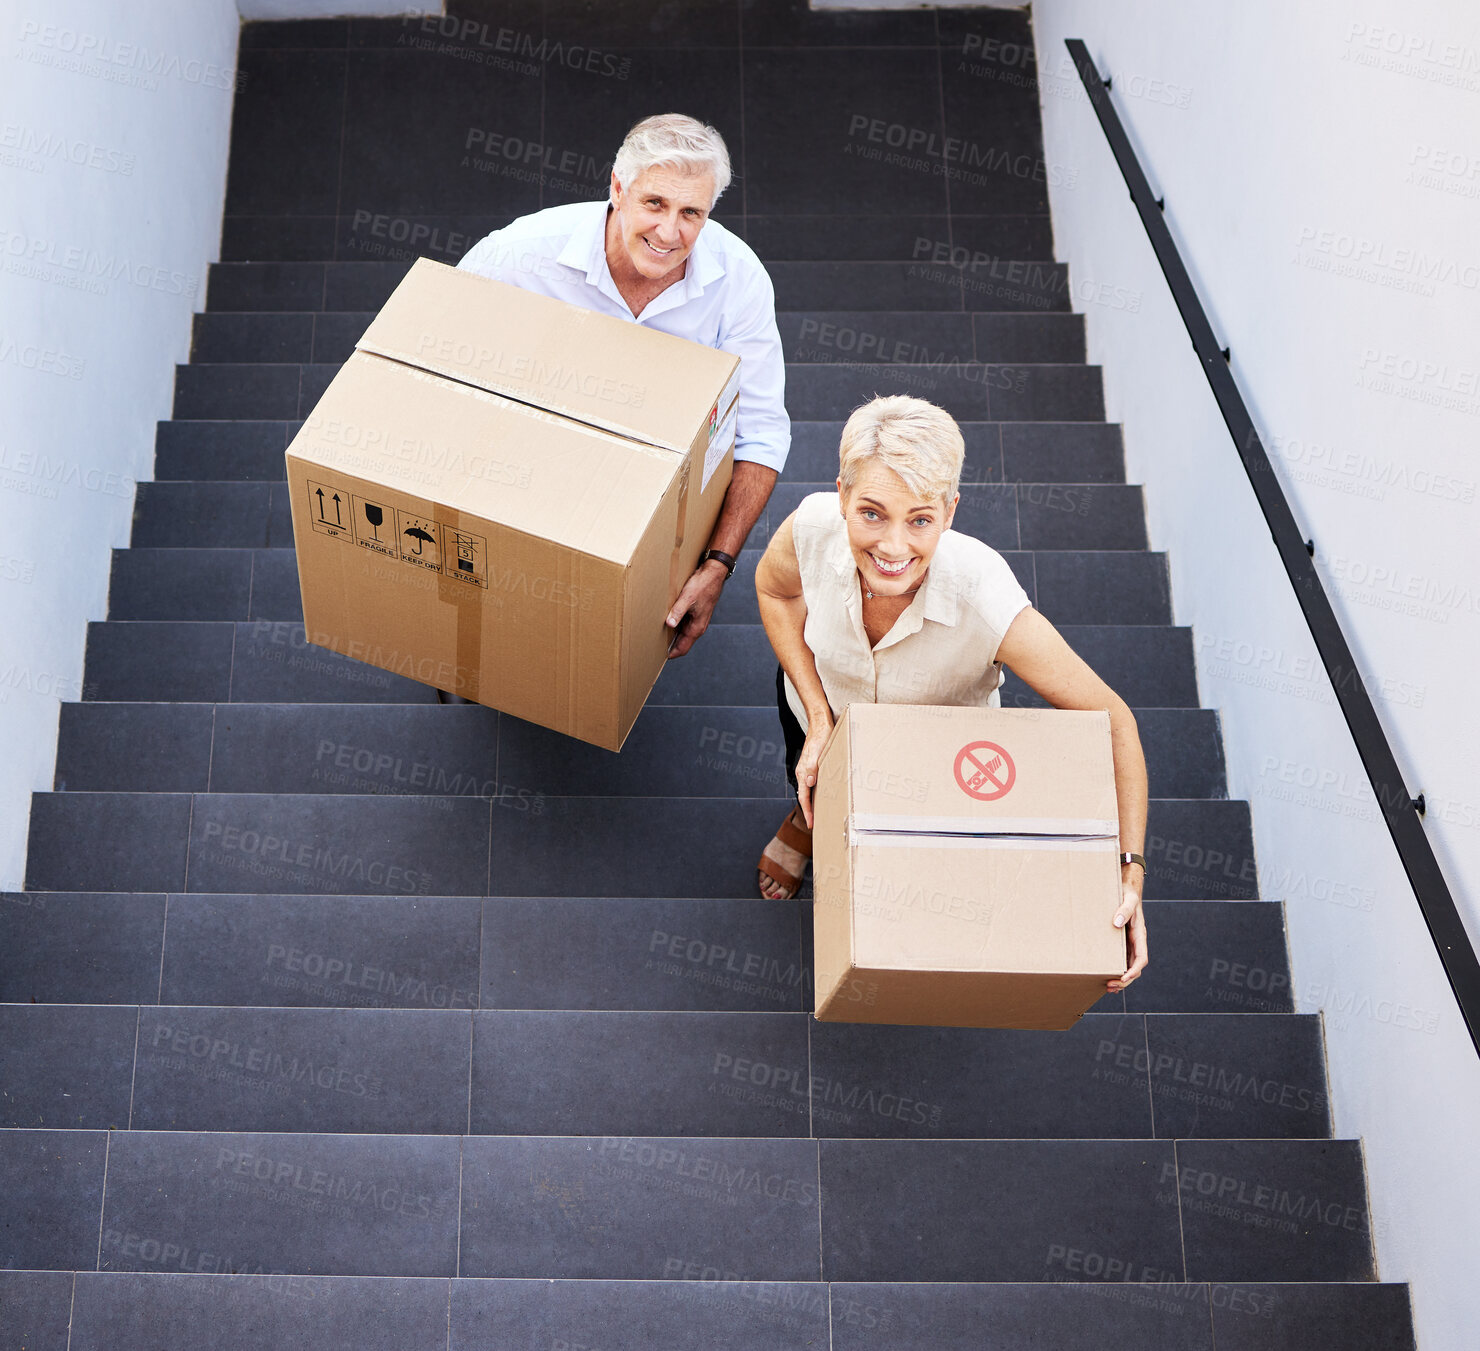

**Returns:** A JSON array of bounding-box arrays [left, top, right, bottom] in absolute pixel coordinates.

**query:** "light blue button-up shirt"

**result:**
[[457, 200, 790, 473]]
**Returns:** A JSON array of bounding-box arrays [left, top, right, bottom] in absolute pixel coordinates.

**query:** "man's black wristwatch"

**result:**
[[701, 549, 737, 579]]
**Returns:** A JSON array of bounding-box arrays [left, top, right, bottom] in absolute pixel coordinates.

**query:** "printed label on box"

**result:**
[[306, 480, 351, 539], [397, 513, 442, 572], [702, 398, 739, 494], [352, 494, 399, 558], [442, 527, 489, 588]]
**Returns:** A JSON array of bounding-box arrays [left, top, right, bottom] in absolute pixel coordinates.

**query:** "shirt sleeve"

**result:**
[[455, 227, 564, 289], [965, 542, 1033, 662], [716, 257, 790, 474], [456, 229, 505, 280]]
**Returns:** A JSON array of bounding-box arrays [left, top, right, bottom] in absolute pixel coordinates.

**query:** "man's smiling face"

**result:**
[[607, 164, 716, 284]]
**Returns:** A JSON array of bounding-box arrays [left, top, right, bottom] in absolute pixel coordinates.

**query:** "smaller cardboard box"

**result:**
[[286, 258, 740, 751], [812, 704, 1126, 1030]]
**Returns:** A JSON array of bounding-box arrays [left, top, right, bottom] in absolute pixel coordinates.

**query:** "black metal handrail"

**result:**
[[1066, 38, 1480, 1055]]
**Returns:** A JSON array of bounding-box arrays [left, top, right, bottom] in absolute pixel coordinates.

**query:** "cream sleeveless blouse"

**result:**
[[782, 490, 1032, 730]]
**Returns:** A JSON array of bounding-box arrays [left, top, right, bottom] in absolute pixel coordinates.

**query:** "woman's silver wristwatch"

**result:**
[[1120, 852, 1148, 875]]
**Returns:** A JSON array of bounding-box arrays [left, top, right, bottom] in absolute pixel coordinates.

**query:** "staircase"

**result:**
[[1, 5, 1417, 1347]]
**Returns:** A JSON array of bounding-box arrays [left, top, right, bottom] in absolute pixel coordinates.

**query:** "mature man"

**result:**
[[457, 113, 789, 658]]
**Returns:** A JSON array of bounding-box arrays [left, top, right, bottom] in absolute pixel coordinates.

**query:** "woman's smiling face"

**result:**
[[838, 466, 958, 597]]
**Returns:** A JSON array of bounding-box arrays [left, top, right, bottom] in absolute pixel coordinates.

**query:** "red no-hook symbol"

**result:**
[[954, 741, 1016, 801]]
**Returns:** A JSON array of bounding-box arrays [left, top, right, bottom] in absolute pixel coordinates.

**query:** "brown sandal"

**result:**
[[757, 805, 813, 900]]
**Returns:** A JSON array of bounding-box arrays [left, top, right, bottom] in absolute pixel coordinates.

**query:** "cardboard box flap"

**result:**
[[289, 352, 679, 564], [842, 704, 1118, 835], [356, 258, 740, 454]]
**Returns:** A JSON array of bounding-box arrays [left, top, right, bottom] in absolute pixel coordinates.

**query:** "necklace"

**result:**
[[862, 576, 924, 601]]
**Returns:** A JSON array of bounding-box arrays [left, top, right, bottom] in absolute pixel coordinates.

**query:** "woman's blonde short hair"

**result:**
[[611, 114, 732, 208], [837, 395, 965, 505]]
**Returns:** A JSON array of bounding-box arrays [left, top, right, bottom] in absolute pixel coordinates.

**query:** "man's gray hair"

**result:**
[[611, 113, 732, 208]]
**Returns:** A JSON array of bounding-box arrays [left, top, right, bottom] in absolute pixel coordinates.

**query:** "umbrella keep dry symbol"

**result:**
[[954, 740, 1016, 801]]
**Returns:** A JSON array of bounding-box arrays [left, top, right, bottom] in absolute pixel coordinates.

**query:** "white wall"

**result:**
[[0, 0, 243, 888], [1019, 3, 1480, 1347], [237, 0, 438, 17]]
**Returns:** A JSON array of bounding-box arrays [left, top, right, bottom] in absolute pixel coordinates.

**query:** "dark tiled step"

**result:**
[[471, 1010, 810, 1137], [162, 893, 482, 1009], [1173, 1139, 1375, 1282], [819, 1138, 1182, 1281], [482, 896, 809, 1012], [106, 545, 1172, 628], [0, 1271, 73, 1349], [81, 621, 440, 705], [828, 1280, 1416, 1350], [458, 1134, 821, 1279], [482, 794, 1250, 899], [153, 420, 291, 480], [1125, 901, 1293, 1015], [81, 621, 237, 704], [784, 419, 1126, 484], [174, 477, 1036, 561], [108, 547, 302, 622], [169, 363, 339, 421], [219, 209, 1056, 265], [1, 891, 169, 1005], [68, 1271, 450, 1349], [761, 480, 1143, 550], [153, 418, 1126, 486], [1, 895, 1282, 1018], [195, 308, 1085, 366], [0, 1004, 138, 1129], [30, 790, 1243, 900], [79, 620, 1201, 711], [128, 1006, 472, 1133], [830, 1281, 1214, 1348], [132, 477, 1139, 554], [743, 47, 1043, 217], [786, 362, 1102, 422], [204, 258, 1073, 313], [0, 1130, 108, 1270], [25, 792, 490, 896], [1144, 1013, 1330, 1139], [205, 260, 409, 312], [190, 310, 372, 364], [53, 702, 1224, 801], [819, 1137, 1373, 1283], [130, 481, 293, 549], [164, 358, 1102, 424], [43, 1272, 1420, 1350], [779, 310, 1084, 363], [1001, 624, 1202, 708], [96, 1129, 462, 1275], [447, 1274, 831, 1349]]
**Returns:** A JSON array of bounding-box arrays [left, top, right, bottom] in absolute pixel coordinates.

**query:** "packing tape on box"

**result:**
[[439, 518, 482, 702], [668, 454, 693, 600], [850, 813, 1119, 837], [848, 830, 1118, 851]]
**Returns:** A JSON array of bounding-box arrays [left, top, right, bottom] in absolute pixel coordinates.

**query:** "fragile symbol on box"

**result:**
[[954, 741, 1016, 801], [443, 527, 488, 588], [307, 480, 350, 538], [353, 494, 399, 558]]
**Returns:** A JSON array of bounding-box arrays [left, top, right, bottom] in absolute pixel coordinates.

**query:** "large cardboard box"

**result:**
[[812, 704, 1127, 1029], [286, 258, 740, 750]]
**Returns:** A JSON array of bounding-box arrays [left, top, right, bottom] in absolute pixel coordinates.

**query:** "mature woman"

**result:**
[[755, 395, 1149, 992]]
